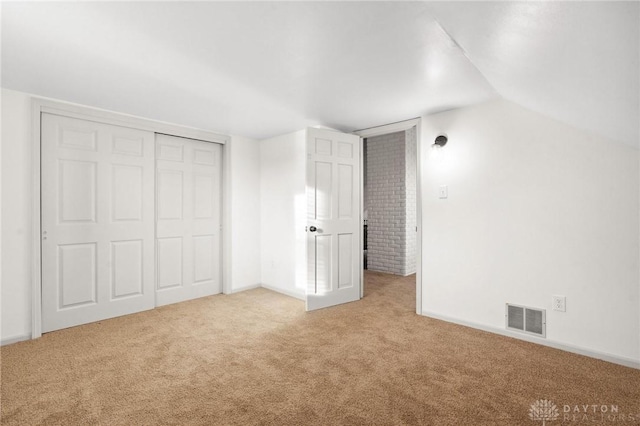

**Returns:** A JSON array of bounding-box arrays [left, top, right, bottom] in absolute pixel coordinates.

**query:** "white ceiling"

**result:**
[[2, 2, 638, 145]]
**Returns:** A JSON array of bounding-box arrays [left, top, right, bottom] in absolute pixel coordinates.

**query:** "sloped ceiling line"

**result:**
[[432, 17, 498, 98]]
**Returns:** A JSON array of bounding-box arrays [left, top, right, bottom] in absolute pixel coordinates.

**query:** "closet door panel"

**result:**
[[41, 114, 155, 332], [155, 135, 222, 306]]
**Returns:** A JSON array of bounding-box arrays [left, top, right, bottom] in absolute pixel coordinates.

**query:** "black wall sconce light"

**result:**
[[434, 135, 448, 147], [432, 134, 448, 151]]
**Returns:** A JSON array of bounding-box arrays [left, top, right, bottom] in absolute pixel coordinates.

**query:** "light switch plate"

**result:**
[[439, 185, 448, 199]]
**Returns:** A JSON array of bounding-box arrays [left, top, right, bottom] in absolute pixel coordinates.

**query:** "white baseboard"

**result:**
[[422, 310, 640, 370], [229, 284, 261, 294], [260, 284, 305, 301], [1, 333, 32, 346]]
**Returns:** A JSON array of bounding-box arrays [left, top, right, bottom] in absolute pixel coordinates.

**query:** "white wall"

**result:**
[[228, 135, 261, 292], [0, 88, 263, 342], [259, 130, 306, 300], [1, 89, 33, 341], [421, 98, 640, 363]]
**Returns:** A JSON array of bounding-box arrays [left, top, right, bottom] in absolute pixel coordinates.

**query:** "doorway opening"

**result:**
[[361, 125, 418, 310]]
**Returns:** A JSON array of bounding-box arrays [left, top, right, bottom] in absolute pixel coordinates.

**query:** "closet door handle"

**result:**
[[309, 226, 317, 232]]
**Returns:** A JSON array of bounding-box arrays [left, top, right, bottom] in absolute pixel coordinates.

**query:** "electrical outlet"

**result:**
[[552, 295, 566, 312]]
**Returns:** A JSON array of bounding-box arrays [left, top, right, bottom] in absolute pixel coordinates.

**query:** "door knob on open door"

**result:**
[[309, 226, 317, 232]]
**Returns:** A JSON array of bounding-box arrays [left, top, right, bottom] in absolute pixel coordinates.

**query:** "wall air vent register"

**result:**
[[506, 303, 546, 338]]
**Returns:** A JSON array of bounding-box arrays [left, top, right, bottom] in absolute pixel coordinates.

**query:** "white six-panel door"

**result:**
[[306, 128, 361, 311], [155, 134, 222, 306], [41, 114, 156, 332]]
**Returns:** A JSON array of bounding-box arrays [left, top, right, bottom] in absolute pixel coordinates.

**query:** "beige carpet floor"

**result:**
[[1, 271, 639, 425]]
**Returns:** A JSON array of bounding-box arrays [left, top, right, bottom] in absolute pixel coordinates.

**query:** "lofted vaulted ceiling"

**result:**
[[2, 2, 638, 145]]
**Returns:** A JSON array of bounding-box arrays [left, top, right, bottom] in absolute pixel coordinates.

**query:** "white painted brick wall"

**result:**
[[364, 128, 418, 276], [365, 130, 411, 275]]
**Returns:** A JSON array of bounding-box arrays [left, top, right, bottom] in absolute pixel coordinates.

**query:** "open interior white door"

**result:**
[[306, 128, 361, 311]]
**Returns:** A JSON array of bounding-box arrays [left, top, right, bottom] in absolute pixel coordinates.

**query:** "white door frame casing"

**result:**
[[353, 118, 423, 315], [30, 98, 230, 339]]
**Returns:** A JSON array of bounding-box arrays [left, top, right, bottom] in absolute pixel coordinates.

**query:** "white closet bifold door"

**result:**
[[155, 134, 222, 306], [41, 113, 156, 332]]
